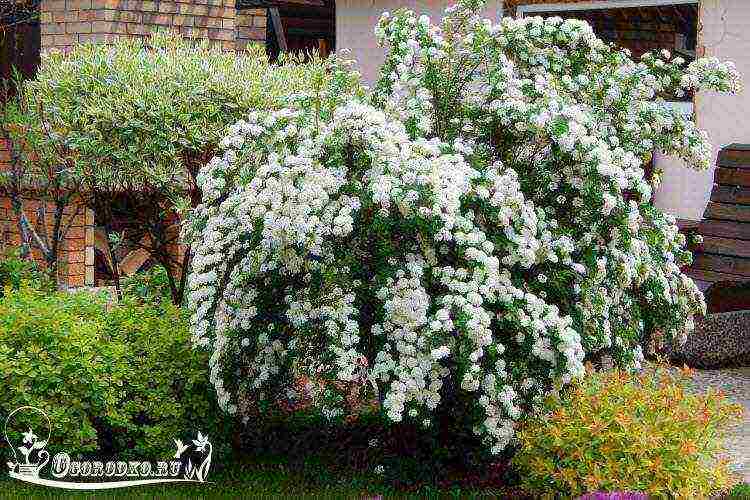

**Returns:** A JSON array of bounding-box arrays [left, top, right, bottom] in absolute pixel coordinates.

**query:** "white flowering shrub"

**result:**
[[184, 0, 741, 453]]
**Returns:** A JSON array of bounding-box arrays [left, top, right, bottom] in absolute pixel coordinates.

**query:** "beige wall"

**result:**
[[653, 0, 749, 220], [336, 0, 503, 85]]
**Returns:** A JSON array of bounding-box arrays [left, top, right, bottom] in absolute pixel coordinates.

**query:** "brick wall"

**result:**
[[40, 0, 239, 51], [236, 8, 266, 50], [1, 131, 94, 287]]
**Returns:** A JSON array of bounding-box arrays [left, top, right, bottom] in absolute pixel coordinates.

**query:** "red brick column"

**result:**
[[236, 8, 266, 50], [0, 196, 90, 287]]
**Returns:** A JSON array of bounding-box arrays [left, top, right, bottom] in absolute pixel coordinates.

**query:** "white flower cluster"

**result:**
[[185, 0, 737, 453]]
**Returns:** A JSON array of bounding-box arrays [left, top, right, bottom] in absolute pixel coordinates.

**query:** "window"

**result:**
[[237, 0, 335, 62]]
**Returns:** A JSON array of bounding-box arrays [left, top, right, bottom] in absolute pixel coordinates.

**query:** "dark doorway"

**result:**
[[1, 1, 41, 92], [238, 0, 335, 62]]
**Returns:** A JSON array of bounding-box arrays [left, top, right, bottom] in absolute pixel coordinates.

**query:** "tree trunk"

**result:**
[[104, 223, 123, 301]]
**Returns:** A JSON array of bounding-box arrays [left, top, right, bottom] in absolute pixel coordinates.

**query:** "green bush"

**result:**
[[0, 286, 231, 462], [729, 483, 750, 499], [103, 296, 233, 460], [121, 265, 173, 303], [512, 366, 743, 498], [0, 251, 53, 294], [0, 288, 120, 459]]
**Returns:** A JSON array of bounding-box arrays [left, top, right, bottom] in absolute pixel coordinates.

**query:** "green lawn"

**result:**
[[0, 456, 507, 499], [729, 483, 750, 499]]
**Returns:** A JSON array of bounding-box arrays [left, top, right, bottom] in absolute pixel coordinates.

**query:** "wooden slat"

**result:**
[[94, 228, 114, 273], [684, 144, 750, 284], [699, 220, 750, 240], [94, 227, 152, 277], [119, 247, 151, 276], [685, 268, 747, 284], [704, 202, 750, 222], [697, 236, 750, 258], [717, 146, 750, 168], [710, 185, 750, 205], [692, 253, 750, 277], [715, 167, 750, 187]]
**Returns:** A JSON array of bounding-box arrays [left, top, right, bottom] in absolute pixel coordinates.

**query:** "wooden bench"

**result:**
[[685, 144, 750, 291]]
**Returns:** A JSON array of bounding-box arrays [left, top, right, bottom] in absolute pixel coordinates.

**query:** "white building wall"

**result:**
[[654, 0, 750, 220]]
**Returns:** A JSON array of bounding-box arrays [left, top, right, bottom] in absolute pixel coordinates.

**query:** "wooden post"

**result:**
[[269, 7, 288, 52], [318, 38, 328, 57]]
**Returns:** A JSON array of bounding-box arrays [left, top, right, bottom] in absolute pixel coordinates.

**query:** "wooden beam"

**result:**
[[697, 236, 750, 259], [685, 268, 748, 285], [693, 253, 750, 277], [94, 228, 114, 273], [676, 218, 700, 232], [118, 247, 151, 276], [717, 146, 750, 168], [93, 228, 153, 277], [269, 7, 288, 53], [318, 38, 328, 57]]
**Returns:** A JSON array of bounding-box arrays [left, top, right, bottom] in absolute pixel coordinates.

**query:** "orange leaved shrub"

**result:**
[[512, 365, 743, 498]]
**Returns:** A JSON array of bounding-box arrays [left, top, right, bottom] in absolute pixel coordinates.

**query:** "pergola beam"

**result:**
[[268, 7, 288, 52]]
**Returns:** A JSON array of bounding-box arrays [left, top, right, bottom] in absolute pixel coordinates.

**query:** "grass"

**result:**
[[729, 483, 750, 499], [0, 455, 507, 499], [0, 458, 374, 499]]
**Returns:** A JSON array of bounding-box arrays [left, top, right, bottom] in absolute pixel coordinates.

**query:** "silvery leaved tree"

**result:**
[[184, 0, 741, 452]]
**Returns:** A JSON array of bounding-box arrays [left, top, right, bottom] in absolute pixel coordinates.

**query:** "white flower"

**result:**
[[185, 0, 718, 456]]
